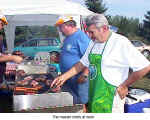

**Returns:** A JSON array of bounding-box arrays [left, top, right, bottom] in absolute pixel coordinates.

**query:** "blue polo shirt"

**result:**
[[60, 29, 90, 104]]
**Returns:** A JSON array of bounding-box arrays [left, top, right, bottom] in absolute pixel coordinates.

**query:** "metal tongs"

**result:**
[[126, 94, 137, 101]]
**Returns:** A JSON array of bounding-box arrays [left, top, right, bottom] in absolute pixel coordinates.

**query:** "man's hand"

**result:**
[[12, 55, 23, 63], [51, 75, 66, 88], [51, 62, 85, 89], [0, 54, 23, 63], [117, 84, 128, 99]]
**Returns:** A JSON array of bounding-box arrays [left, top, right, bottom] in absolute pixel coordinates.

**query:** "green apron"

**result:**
[[88, 34, 116, 113]]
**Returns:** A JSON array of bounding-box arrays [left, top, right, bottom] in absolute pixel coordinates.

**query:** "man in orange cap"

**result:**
[[55, 15, 91, 111], [0, 12, 23, 84]]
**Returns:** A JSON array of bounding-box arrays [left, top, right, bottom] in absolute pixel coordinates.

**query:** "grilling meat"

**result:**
[[30, 80, 39, 87], [45, 79, 52, 86], [35, 75, 47, 82], [16, 70, 26, 76], [24, 75, 33, 81], [16, 79, 29, 86], [15, 73, 56, 94]]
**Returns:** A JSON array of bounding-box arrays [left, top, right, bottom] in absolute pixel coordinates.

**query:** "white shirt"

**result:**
[[80, 32, 150, 86]]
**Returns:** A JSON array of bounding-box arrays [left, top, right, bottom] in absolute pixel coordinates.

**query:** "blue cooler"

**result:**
[[124, 89, 150, 113], [125, 99, 150, 113]]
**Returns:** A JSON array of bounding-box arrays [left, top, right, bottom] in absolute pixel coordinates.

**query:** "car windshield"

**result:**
[[131, 41, 144, 47], [14, 25, 60, 47]]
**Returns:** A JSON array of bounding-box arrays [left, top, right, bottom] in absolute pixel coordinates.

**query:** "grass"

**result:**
[[130, 56, 150, 93], [131, 75, 150, 93]]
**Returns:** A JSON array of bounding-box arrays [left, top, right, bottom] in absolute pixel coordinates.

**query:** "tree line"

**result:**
[[0, 0, 150, 47], [85, 0, 150, 44]]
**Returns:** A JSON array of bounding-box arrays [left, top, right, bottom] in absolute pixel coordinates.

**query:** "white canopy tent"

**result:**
[[0, 0, 93, 52]]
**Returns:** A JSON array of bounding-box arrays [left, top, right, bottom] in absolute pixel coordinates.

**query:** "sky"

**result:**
[[71, 0, 150, 22]]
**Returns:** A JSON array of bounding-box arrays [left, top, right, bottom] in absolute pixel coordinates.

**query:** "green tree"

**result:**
[[139, 11, 150, 42], [109, 15, 140, 38], [85, 0, 107, 14]]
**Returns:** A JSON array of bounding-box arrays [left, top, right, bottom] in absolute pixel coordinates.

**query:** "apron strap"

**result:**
[[101, 32, 112, 56], [89, 32, 112, 55]]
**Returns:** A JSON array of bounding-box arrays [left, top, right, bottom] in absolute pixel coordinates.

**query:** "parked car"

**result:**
[[13, 38, 61, 58], [131, 40, 150, 57]]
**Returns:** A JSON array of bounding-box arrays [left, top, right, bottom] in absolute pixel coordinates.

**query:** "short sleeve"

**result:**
[[77, 33, 90, 57], [80, 41, 94, 67], [123, 40, 150, 72]]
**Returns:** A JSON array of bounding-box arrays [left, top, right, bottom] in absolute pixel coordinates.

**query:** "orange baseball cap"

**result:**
[[0, 10, 8, 25], [55, 16, 73, 26]]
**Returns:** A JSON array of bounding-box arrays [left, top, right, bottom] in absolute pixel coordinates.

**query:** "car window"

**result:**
[[39, 39, 49, 46], [52, 39, 58, 46], [48, 40, 53, 46], [14, 26, 60, 47], [23, 40, 37, 47], [131, 41, 144, 47], [47, 38, 58, 46]]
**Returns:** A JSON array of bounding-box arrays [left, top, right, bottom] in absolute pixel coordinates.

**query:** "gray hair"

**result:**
[[85, 14, 109, 28]]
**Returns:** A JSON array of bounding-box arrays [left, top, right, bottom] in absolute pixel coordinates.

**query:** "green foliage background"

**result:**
[[85, 0, 150, 43]]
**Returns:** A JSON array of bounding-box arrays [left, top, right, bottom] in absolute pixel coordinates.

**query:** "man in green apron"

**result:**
[[51, 14, 150, 113]]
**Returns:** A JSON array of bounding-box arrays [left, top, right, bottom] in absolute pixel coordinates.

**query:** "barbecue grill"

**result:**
[[3, 61, 83, 112]]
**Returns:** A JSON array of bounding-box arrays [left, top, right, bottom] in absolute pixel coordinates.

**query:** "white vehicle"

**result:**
[[131, 40, 150, 57]]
